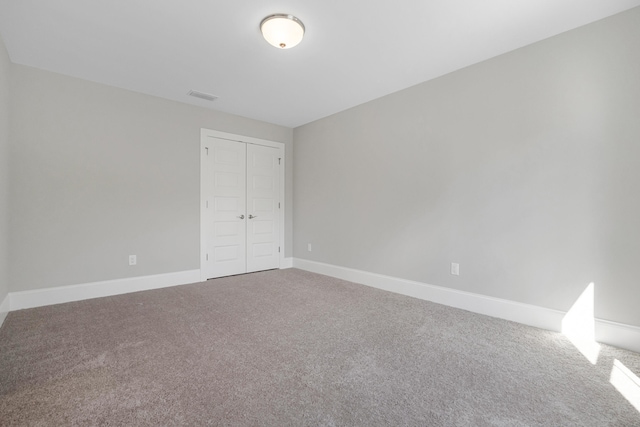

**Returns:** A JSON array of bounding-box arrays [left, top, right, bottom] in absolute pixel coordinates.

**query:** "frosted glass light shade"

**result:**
[[260, 14, 305, 49]]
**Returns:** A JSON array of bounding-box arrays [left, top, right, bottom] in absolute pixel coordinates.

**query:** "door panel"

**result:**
[[202, 139, 247, 279], [246, 144, 280, 273]]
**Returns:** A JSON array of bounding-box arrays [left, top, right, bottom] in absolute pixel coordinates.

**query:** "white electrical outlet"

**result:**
[[129, 255, 137, 266], [451, 262, 459, 276], [308, 243, 312, 252]]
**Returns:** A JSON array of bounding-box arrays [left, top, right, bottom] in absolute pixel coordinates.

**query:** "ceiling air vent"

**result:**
[[187, 90, 218, 102]]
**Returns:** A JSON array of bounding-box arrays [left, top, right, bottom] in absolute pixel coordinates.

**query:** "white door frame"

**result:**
[[200, 128, 286, 281]]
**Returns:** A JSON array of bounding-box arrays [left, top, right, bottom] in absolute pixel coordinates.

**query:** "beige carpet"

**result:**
[[1, 268, 639, 426]]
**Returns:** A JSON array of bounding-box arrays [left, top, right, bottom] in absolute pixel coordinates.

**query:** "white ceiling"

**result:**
[[1, 1, 639, 128]]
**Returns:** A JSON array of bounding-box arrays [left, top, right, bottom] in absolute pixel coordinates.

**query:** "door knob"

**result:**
[[237, 215, 245, 219], [249, 215, 257, 219]]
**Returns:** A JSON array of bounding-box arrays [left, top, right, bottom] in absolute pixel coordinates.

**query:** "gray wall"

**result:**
[[293, 8, 640, 327], [10, 64, 293, 292], [0, 35, 9, 304]]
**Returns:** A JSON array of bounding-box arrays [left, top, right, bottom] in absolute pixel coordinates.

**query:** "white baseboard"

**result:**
[[6, 261, 640, 354], [281, 257, 293, 269], [293, 258, 640, 354], [0, 293, 9, 329], [10, 270, 202, 311], [595, 319, 640, 354]]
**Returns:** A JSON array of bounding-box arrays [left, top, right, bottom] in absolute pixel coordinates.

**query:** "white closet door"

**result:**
[[202, 139, 247, 279], [246, 144, 280, 273]]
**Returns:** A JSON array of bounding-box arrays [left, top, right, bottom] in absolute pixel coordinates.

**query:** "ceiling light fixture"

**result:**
[[260, 14, 305, 49]]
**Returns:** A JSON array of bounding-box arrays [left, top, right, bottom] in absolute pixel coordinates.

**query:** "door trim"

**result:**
[[200, 128, 286, 281]]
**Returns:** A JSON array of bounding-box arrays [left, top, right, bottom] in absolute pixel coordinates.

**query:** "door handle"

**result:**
[[237, 215, 245, 219], [249, 215, 257, 219]]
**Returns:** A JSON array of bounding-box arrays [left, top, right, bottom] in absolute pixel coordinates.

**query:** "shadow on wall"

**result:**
[[562, 282, 639, 413]]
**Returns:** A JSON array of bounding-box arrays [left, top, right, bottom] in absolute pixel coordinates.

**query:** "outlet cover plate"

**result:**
[[451, 262, 459, 276]]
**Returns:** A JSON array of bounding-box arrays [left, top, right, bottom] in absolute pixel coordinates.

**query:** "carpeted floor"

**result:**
[[0, 268, 639, 426]]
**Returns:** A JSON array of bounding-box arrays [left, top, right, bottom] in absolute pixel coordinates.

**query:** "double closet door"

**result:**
[[201, 136, 282, 279]]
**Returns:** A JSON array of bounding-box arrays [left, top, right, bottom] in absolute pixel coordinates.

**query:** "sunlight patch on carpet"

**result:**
[[610, 359, 640, 413]]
